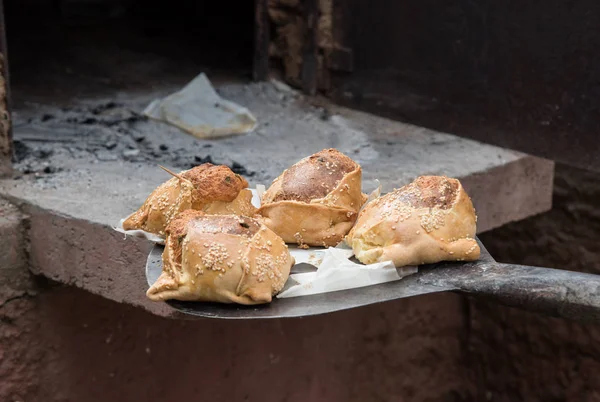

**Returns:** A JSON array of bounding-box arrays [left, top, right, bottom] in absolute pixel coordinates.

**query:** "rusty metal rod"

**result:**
[[418, 259, 600, 322]]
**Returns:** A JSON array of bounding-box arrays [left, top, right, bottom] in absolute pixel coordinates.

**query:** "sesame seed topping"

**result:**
[[201, 242, 230, 272], [465, 243, 478, 255], [419, 209, 446, 233]]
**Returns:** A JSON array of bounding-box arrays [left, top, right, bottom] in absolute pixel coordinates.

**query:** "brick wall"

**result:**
[[1, 286, 471, 402], [474, 164, 600, 401]]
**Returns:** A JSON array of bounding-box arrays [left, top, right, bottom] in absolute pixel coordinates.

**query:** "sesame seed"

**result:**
[[419, 209, 445, 233], [201, 242, 230, 272]]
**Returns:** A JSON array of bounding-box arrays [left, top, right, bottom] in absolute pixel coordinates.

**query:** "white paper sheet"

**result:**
[[143, 73, 257, 139], [362, 179, 381, 212], [113, 216, 166, 244], [278, 244, 418, 298]]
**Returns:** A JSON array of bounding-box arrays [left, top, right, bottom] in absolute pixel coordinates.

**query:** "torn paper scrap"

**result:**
[[113, 215, 166, 245], [143, 73, 257, 139], [278, 247, 418, 298], [253, 185, 265, 208], [361, 179, 381, 213]]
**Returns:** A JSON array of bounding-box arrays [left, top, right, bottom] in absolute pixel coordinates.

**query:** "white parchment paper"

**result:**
[[279, 245, 418, 298], [143, 73, 257, 139], [113, 217, 166, 244]]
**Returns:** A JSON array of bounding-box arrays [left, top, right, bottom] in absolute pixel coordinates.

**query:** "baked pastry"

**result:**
[[147, 210, 293, 304], [346, 176, 480, 267], [256, 148, 367, 247], [123, 163, 256, 236]]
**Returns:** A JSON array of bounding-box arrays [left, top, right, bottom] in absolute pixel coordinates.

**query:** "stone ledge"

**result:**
[[0, 92, 555, 317], [462, 155, 554, 232], [0, 159, 553, 318], [21, 203, 179, 318]]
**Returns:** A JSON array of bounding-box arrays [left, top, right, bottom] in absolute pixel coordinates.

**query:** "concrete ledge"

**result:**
[[462, 155, 554, 232], [0, 160, 553, 318], [21, 203, 179, 317], [0, 198, 33, 305], [0, 87, 555, 317]]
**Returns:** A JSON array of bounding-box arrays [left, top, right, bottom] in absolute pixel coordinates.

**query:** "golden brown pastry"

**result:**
[[346, 175, 480, 267], [147, 210, 293, 304], [256, 148, 367, 247], [123, 163, 256, 236]]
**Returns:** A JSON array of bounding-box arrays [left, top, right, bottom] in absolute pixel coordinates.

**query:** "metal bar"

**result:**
[[0, 0, 11, 177], [301, 0, 319, 95], [252, 0, 270, 82], [418, 260, 600, 323]]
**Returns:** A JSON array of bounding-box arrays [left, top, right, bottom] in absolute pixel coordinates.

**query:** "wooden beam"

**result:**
[[0, 0, 11, 177], [301, 0, 319, 95], [253, 0, 270, 82]]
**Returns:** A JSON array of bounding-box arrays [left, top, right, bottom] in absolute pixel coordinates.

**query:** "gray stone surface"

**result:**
[[0, 199, 38, 401], [8, 81, 553, 228], [0, 199, 33, 305], [0, 80, 554, 316]]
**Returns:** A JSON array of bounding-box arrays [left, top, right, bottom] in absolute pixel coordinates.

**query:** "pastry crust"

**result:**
[[257, 149, 367, 247], [123, 163, 256, 236], [346, 176, 480, 267], [147, 211, 294, 304]]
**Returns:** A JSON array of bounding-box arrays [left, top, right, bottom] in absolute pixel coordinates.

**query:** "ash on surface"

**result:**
[[10, 79, 513, 196], [11, 81, 302, 187]]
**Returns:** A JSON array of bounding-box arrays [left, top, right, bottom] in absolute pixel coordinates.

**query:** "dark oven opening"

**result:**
[[6, 0, 255, 107]]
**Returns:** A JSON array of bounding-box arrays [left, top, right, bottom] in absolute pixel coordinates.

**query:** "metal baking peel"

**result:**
[[146, 238, 600, 321]]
